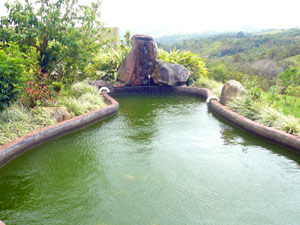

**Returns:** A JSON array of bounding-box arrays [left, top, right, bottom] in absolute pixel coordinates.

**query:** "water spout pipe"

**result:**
[[99, 87, 110, 94], [206, 95, 219, 103]]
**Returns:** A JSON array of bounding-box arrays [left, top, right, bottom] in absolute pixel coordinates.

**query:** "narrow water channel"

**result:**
[[1, 93, 300, 225]]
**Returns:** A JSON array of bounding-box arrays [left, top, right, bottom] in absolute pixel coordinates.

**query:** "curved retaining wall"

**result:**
[[0, 91, 119, 168], [1, 85, 300, 168], [111, 86, 300, 153]]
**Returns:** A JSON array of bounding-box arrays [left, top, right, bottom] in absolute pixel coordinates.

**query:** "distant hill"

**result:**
[[157, 28, 300, 78]]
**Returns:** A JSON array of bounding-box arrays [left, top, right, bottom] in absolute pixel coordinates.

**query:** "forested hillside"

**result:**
[[157, 28, 300, 88]]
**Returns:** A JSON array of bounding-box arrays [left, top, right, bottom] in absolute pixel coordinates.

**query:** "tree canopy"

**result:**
[[0, 0, 108, 82]]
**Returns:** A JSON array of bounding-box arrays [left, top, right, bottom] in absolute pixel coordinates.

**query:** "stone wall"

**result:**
[[0, 91, 118, 168]]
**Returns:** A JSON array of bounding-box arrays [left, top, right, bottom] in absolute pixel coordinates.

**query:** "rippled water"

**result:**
[[1, 93, 300, 225]]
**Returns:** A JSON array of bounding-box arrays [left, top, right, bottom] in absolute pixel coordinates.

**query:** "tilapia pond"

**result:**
[[1, 93, 300, 225]]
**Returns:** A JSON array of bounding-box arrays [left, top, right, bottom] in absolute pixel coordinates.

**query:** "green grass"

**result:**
[[192, 77, 223, 98], [285, 54, 300, 69], [58, 80, 106, 116], [228, 96, 300, 136], [0, 80, 107, 146], [0, 103, 56, 145], [261, 92, 300, 118]]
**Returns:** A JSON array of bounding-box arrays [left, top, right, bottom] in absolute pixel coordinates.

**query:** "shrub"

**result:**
[[21, 71, 57, 108], [84, 47, 130, 82], [1, 0, 108, 82], [157, 48, 208, 84], [52, 82, 63, 92], [0, 47, 26, 111]]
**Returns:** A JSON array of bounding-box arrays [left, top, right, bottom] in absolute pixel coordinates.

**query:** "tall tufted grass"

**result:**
[[58, 80, 106, 116], [0, 103, 55, 145], [228, 97, 300, 136]]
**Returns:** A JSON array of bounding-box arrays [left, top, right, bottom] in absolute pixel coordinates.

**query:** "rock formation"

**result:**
[[42, 107, 72, 122], [220, 80, 246, 105], [152, 60, 190, 86], [117, 34, 191, 87], [117, 34, 157, 86]]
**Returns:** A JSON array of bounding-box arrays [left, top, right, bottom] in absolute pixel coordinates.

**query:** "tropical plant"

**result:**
[[84, 46, 130, 82]]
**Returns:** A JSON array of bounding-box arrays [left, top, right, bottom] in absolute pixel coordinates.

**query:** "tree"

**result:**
[[1, 0, 107, 83], [278, 68, 300, 115]]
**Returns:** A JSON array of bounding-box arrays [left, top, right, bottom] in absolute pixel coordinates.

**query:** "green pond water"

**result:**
[[1, 93, 300, 225]]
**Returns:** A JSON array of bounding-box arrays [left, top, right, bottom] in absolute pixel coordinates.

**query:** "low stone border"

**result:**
[[111, 86, 300, 153], [2, 85, 300, 168], [0, 91, 118, 168]]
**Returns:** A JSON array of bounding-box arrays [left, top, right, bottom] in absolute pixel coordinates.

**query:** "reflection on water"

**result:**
[[1, 93, 300, 225]]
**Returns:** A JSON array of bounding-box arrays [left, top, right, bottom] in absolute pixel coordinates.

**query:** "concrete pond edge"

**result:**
[[111, 86, 300, 153], [175, 86, 300, 153], [1, 85, 300, 168], [0, 91, 119, 168]]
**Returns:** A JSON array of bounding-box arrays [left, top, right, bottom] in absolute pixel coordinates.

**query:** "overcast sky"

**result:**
[[1, 0, 300, 37]]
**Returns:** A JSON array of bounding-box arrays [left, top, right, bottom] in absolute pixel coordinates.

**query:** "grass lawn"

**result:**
[[261, 92, 300, 118]]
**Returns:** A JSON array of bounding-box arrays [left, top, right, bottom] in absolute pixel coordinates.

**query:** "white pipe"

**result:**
[[206, 95, 219, 103], [99, 87, 110, 94]]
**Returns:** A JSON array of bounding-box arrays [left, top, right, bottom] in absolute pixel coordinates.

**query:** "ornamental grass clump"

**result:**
[[256, 107, 282, 127], [273, 115, 300, 135], [0, 103, 55, 145], [227, 97, 263, 121], [71, 80, 99, 97], [58, 80, 106, 116], [192, 77, 223, 97], [227, 96, 300, 137]]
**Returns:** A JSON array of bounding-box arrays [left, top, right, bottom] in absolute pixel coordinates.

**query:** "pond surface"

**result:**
[[1, 93, 300, 225]]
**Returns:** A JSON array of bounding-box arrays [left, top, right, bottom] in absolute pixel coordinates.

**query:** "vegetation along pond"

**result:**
[[1, 93, 300, 225]]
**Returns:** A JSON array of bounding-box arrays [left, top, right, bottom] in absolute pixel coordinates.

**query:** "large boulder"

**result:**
[[42, 107, 72, 122], [220, 80, 246, 105], [117, 34, 157, 86], [152, 60, 190, 86]]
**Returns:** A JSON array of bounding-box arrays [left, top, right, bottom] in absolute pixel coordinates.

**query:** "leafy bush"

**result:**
[[157, 48, 208, 84], [22, 71, 57, 108], [0, 45, 27, 111], [84, 47, 130, 82], [1, 0, 108, 83]]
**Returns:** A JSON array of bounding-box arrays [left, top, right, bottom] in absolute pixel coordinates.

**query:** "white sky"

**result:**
[[1, 0, 300, 36]]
